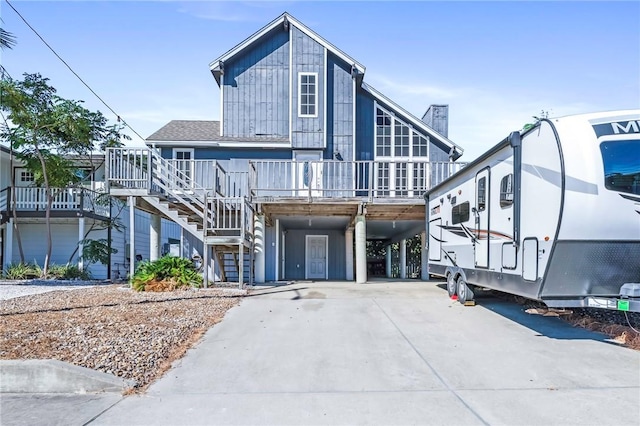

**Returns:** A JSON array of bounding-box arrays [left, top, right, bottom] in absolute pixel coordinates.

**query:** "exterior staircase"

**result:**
[[105, 147, 254, 287]]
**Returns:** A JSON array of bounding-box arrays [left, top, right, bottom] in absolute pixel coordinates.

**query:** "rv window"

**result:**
[[600, 140, 640, 195], [452, 202, 470, 224], [500, 174, 514, 207], [477, 177, 486, 211]]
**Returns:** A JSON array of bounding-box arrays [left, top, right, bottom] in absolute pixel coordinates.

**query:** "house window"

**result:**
[[452, 202, 470, 225], [20, 171, 34, 182], [376, 162, 390, 196], [394, 122, 410, 156], [373, 103, 433, 197], [376, 108, 392, 156], [413, 162, 427, 191], [413, 134, 428, 157], [298, 72, 317, 117], [395, 162, 408, 196], [500, 174, 514, 207]]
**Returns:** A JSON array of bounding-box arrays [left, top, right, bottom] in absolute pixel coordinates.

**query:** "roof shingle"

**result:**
[[146, 120, 289, 143]]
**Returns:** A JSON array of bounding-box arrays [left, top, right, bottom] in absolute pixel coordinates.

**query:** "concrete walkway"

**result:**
[[89, 281, 639, 426]]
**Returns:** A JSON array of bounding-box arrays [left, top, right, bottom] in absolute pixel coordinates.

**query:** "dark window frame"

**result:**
[[452, 201, 470, 224], [477, 177, 487, 211], [500, 174, 514, 207]]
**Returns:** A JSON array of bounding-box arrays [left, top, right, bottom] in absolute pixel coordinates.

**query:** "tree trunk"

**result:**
[[9, 185, 25, 263], [34, 147, 51, 278]]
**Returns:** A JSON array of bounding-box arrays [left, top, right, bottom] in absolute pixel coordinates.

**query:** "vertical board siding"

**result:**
[[326, 53, 354, 193], [284, 229, 345, 280], [223, 27, 289, 138], [291, 26, 325, 148], [355, 89, 375, 161]]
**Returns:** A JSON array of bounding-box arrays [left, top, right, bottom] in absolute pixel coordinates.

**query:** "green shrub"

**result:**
[[3, 262, 41, 280], [131, 255, 202, 291], [48, 264, 92, 280]]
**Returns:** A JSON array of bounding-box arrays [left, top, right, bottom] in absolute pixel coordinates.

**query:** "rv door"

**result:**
[[475, 168, 490, 268]]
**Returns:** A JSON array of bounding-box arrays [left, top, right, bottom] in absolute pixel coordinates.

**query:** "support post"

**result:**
[[5, 218, 13, 270], [355, 215, 366, 284], [275, 219, 280, 281], [203, 244, 209, 288], [386, 246, 392, 278], [150, 214, 161, 261], [78, 217, 85, 271], [238, 243, 244, 289], [128, 196, 135, 285], [400, 239, 407, 279], [254, 214, 265, 283], [345, 227, 354, 281], [421, 231, 428, 281]]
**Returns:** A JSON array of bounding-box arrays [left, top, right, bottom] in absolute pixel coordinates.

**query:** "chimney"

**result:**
[[421, 105, 449, 138]]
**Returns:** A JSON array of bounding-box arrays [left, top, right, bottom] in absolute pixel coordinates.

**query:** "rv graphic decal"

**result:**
[[592, 120, 640, 137], [435, 225, 513, 242], [619, 193, 640, 203]]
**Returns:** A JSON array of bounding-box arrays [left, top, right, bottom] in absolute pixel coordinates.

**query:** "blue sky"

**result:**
[[2, 0, 639, 160]]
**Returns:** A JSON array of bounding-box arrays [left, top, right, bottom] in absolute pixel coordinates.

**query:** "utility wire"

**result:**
[[4, 0, 146, 142]]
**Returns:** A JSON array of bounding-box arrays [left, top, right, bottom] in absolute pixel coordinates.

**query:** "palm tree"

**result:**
[[1, 27, 16, 50]]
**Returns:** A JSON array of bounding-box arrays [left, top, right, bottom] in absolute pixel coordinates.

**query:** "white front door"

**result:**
[[306, 235, 328, 280], [293, 151, 323, 196]]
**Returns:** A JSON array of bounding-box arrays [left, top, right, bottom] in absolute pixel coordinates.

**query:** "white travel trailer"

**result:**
[[425, 110, 640, 312]]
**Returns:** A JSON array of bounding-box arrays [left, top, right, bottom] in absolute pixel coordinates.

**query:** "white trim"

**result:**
[[298, 72, 318, 118], [148, 140, 290, 148], [305, 234, 328, 280], [209, 13, 365, 75], [281, 229, 286, 280], [172, 148, 194, 160], [275, 218, 280, 281], [292, 150, 323, 160], [352, 70, 356, 162], [323, 47, 327, 149], [288, 24, 293, 144], [363, 82, 463, 154], [220, 72, 224, 137]]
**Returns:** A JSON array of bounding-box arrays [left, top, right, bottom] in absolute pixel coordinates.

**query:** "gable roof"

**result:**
[[361, 82, 464, 156], [146, 120, 289, 147], [209, 12, 366, 86]]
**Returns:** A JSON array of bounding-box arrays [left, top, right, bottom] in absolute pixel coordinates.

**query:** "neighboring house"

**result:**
[[0, 144, 180, 279], [106, 12, 467, 285]]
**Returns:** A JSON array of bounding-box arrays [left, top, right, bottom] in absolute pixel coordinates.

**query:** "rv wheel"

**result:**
[[446, 274, 457, 297], [456, 277, 475, 304]]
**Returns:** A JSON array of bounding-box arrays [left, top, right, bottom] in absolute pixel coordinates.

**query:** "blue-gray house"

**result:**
[[106, 13, 465, 285]]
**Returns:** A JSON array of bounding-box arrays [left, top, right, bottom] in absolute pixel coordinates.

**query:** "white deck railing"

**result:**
[[104, 149, 254, 240], [106, 148, 466, 202], [249, 160, 466, 200], [0, 187, 111, 217]]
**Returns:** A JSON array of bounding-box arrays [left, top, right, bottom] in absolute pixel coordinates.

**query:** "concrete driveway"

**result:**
[[86, 280, 639, 425]]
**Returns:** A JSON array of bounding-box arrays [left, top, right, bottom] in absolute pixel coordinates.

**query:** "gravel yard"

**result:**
[[0, 283, 243, 391]]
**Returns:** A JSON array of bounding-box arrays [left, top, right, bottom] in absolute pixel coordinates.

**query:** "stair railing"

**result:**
[[106, 147, 214, 222]]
